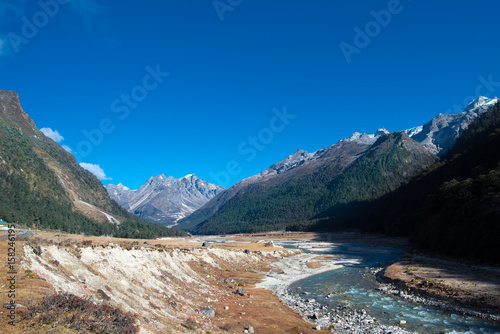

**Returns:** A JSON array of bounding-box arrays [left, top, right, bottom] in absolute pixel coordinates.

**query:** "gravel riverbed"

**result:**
[[256, 250, 416, 334]]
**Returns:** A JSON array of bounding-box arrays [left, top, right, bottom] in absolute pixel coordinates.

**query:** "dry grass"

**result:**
[[306, 261, 323, 269], [383, 260, 500, 311]]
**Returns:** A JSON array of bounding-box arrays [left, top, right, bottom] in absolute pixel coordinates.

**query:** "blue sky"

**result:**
[[1, 0, 499, 189]]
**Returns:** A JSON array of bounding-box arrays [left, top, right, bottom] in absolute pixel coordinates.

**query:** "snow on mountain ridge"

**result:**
[[107, 174, 224, 224], [407, 96, 498, 155], [347, 128, 389, 144]]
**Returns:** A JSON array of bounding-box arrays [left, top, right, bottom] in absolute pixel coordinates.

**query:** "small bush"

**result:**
[[24, 269, 38, 279], [23, 293, 138, 334]]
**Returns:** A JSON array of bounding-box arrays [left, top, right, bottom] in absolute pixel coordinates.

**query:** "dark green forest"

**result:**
[[366, 101, 500, 263]]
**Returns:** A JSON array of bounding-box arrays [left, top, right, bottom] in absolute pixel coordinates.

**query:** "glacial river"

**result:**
[[287, 242, 500, 334]]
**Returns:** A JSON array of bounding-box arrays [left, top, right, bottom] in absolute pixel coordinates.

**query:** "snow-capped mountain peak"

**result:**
[[106, 174, 224, 225], [407, 96, 499, 155], [116, 183, 130, 191], [347, 128, 389, 144], [375, 128, 389, 136], [405, 125, 423, 137], [464, 96, 498, 112]]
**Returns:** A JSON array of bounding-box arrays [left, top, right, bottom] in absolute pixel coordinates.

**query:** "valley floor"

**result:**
[[0, 231, 499, 333]]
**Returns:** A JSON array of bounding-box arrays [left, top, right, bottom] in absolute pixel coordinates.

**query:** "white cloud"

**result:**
[[79, 162, 111, 181], [39, 127, 75, 154], [40, 127, 64, 143], [62, 145, 73, 153]]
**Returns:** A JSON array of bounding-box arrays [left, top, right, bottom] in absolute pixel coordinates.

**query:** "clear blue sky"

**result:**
[[1, 0, 499, 189]]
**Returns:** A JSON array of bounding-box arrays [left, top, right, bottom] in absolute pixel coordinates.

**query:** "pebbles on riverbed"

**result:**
[[270, 283, 415, 334]]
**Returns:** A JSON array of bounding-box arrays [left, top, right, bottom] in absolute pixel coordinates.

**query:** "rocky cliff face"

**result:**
[[107, 174, 224, 225]]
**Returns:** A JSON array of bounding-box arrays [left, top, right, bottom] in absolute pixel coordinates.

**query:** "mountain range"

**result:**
[[176, 96, 498, 234], [1, 88, 497, 247], [106, 174, 223, 225]]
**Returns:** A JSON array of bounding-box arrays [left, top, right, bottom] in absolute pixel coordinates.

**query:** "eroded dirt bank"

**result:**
[[0, 233, 327, 334]]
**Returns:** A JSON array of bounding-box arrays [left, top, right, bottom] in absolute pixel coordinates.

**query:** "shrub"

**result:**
[[23, 293, 139, 334]]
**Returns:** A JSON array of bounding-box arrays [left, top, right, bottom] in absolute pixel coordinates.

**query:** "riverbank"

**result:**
[[255, 242, 416, 334], [254, 233, 500, 333], [380, 256, 500, 322], [3, 231, 499, 333]]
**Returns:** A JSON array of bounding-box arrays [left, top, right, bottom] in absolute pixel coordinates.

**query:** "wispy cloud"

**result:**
[[62, 145, 73, 153], [79, 162, 111, 180], [40, 127, 64, 143], [40, 127, 75, 153]]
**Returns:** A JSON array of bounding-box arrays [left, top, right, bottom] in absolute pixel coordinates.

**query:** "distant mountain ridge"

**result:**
[[106, 174, 224, 225], [177, 96, 497, 235]]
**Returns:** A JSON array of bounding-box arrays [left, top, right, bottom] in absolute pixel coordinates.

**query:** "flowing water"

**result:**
[[287, 242, 500, 334]]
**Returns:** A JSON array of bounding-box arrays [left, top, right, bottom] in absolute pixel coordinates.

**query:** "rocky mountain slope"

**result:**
[[0, 90, 185, 238], [408, 96, 498, 155], [361, 99, 500, 263], [178, 97, 497, 235], [107, 174, 224, 225], [178, 130, 437, 234]]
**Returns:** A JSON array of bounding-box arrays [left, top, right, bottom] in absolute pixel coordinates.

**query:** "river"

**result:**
[[284, 241, 500, 334]]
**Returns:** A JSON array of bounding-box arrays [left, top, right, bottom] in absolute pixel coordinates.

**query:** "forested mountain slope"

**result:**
[[359, 100, 500, 263], [0, 90, 186, 238]]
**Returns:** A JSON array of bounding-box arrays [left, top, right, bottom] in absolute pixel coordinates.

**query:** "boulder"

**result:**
[[200, 306, 215, 317]]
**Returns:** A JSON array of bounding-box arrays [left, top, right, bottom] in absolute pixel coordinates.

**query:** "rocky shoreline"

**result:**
[[377, 268, 500, 322], [256, 249, 416, 334], [257, 247, 500, 334], [269, 282, 415, 334]]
